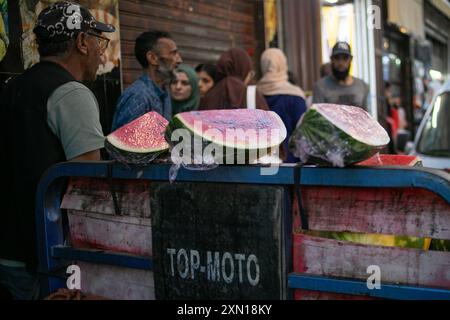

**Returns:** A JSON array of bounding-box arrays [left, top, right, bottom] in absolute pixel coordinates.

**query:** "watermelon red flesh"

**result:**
[[107, 111, 169, 153], [170, 109, 287, 149], [356, 154, 421, 167]]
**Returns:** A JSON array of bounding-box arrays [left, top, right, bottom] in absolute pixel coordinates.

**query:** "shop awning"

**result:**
[[430, 0, 450, 20], [388, 0, 425, 38]]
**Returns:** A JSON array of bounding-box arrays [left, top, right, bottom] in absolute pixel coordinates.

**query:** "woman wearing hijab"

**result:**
[[200, 48, 269, 110], [257, 48, 307, 163], [170, 64, 200, 116]]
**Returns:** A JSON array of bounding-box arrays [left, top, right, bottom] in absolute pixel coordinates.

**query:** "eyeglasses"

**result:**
[[86, 32, 110, 51]]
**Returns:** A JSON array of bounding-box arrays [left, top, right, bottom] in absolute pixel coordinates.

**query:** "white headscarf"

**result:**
[[257, 48, 305, 99]]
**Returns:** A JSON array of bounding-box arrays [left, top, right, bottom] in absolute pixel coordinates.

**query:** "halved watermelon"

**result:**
[[166, 109, 287, 164], [106, 111, 169, 165], [303, 230, 431, 250], [289, 104, 390, 167]]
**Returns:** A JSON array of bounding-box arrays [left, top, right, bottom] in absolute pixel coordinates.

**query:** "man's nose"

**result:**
[[176, 53, 183, 65], [338, 61, 346, 68], [100, 52, 107, 65]]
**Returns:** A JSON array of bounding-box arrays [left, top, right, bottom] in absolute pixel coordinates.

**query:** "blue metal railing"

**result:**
[[35, 162, 450, 298]]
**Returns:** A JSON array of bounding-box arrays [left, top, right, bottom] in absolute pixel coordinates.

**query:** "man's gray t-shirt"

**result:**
[[47, 81, 105, 160], [313, 75, 369, 110]]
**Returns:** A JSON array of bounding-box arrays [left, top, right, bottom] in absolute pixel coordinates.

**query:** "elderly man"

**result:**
[[0, 1, 115, 299]]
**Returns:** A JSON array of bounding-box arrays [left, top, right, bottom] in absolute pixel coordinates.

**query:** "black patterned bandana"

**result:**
[[33, 1, 115, 42]]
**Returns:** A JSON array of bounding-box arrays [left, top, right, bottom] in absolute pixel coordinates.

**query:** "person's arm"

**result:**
[[70, 150, 101, 162], [47, 83, 106, 161]]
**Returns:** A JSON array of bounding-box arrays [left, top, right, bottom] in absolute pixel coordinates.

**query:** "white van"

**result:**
[[410, 80, 450, 171]]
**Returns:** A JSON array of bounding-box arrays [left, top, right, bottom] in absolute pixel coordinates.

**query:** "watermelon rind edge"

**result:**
[[289, 106, 389, 166], [168, 110, 287, 150], [106, 134, 169, 154]]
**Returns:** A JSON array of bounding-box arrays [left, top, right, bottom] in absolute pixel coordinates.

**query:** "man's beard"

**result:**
[[332, 65, 350, 81], [157, 59, 176, 84]]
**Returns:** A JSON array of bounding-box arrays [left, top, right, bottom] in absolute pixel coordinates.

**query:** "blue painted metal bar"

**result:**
[[35, 161, 450, 297], [39, 162, 450, 201], [37, 179, 67, 294], [52, 246, 153, 271], [288, 274, 450, 300], [283, 189, 293, 300]]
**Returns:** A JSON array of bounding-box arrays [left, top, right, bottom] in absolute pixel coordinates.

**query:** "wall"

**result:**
[[118, 0, 259, 88]]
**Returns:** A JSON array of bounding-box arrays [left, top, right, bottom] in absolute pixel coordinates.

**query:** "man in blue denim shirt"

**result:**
[[112, 30, 182, 130]]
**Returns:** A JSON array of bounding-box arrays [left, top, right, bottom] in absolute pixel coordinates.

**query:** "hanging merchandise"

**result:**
[[19, 0, 121, 74], [0, 0, 8, 62]]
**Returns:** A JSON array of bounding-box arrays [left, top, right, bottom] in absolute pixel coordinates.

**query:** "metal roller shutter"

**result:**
[[118, 0, 258, 88]]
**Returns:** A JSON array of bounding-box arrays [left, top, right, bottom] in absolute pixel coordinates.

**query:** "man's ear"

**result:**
[[75, 32, 88, 55], [147, 51, 159, 66]]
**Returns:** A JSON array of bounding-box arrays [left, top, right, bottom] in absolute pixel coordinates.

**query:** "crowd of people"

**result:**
[[108, 31, 371, 163], [0, 1, 375, 300]]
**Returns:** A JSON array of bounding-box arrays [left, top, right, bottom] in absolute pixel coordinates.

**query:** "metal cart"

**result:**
[[36, 162, 450, 299]]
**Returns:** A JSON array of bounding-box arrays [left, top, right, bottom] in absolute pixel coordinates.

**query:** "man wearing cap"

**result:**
[[313, 42, 369, 110], [0, 1, 115, 299]]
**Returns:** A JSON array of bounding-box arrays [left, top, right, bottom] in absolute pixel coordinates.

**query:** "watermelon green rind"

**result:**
[[105, 139, 168, 165], [106, 112, 170, 154], [165, 109, 287, 164], [107, 134, 169, 153], [187, 111, 286, 149], [168, 110, 287, 150], [289, 104, 390, 166], [429, 239, 450, 251], [303, 230, 431, 250], [105, 111, 170, 165], [165, 117, 271, 164]]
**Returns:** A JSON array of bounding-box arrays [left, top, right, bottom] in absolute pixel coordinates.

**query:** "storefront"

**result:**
[[382, 24, 412, 117], [0, 0, 122, 135], [382, 0, 424, 135], [424, 0, 450, 102], [382, 0, 450, 135]]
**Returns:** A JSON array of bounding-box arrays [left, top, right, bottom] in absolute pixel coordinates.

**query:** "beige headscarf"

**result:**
[[257, 48, 305, 99]]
